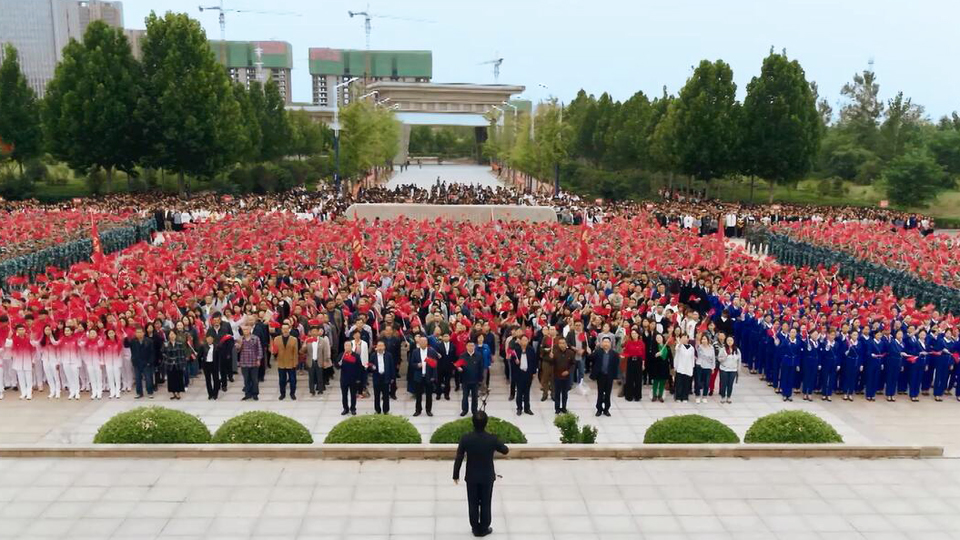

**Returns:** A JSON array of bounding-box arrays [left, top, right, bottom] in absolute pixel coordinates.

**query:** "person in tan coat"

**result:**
[[538, 326, 557, 401], [272, 323, 300, 400], [300, 324, 331, 396]]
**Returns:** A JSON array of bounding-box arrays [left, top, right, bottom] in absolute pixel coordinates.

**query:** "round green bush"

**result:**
[[429, 416, 527, 444], [212, 411, 313, 444], [744, 410, 843, 444], [643, 414, 740, 444], [324, 415, 422, 444], [93, 407, 211, 444]]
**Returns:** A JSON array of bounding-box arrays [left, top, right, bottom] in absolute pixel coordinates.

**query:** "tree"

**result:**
[[926, 128, 960, 178], [664, 59, 739, 184], [43, 21, 142, 188], [0, 44, 43, 172], [741, 51, 822, 199], [137, 11, 242, 192], [339, 101, 399, 180], [232, 82, 261, 163], [882, 148, 945, 206], [257, 79, 291, 161], [878, 91, 926, 161], [838, 68, 883, 151], [409, 125, 434, 155], [287, 110, 328, 159]]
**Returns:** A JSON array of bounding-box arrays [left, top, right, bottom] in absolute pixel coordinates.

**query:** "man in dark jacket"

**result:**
[[509, 335, 538, 416], [552, 339, 575, 414], [410, 334, 439, 416], [369, 340, 395, 414], [590, 337, 620, 416], [126, 327, 156, 398], [252, 311, 271, 381], [453, 411, 509, 537], [205, 312, 234, 392], [458, 341, 484, 416]]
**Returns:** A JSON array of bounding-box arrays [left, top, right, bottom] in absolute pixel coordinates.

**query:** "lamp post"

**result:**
[[332, 77, 359, 193]]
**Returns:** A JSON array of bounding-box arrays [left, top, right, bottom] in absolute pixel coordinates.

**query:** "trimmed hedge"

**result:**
[[324, 415, 422, 444], [93, 407, 211, 444], [212, 411, 313, 444], [643, 414, 740, 444], [744, 411, 843, 444], [430, 416, 527, 444], [554, 413, 599, 444]]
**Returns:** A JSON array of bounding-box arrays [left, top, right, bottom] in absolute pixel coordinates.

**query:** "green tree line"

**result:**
[[0, 12, 400, 198], [486, 50, 960, 206]]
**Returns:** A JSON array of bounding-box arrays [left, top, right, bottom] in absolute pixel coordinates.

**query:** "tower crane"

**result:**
[[348, 4, 435, 50], [198, 1, 299, 70], [479, 56, 504, 83]]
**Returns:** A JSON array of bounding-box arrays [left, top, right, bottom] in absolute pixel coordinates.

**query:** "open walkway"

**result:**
[[0, 456, 958, 539], [385, 164, 503, 189], [4, 362, 960, 454]]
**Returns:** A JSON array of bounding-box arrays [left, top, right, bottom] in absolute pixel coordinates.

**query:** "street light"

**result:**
[[501, 100, 518, 120], [375, 97, 392, 107], [332, 77, 359, 193], [358, 90, 378, 100]]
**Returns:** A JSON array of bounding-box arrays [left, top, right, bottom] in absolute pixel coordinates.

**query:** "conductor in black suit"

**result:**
[[453, 411, 509, 537]]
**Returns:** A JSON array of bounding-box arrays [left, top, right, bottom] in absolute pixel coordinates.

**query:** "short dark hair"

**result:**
[[472, 411, 488, 432]]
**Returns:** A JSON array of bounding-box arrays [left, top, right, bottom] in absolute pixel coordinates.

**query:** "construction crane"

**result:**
[[348, 4, 435, 50], [198, 1, 299, 70], [479, 56, 504, 83]]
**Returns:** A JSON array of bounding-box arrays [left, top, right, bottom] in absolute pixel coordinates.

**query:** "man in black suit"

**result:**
[[458, 340, 484, 416], [590, 336, 620, 417], [369, 340, 394, 414], [410, 334, 439, 416], [205, 312, 235, 392], [510, 335, 538, 416], [453, 411, 509, 537]]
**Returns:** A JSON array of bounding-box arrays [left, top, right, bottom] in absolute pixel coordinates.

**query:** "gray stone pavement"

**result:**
[[1, 456, 960, 539], [4, 361, 960, 454], [385, 164, 504, 189]]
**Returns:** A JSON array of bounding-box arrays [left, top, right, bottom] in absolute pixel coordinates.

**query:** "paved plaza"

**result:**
[[1, 456, 960, 540], [385, 164, 504, 189], [3, 362, 960, 454]]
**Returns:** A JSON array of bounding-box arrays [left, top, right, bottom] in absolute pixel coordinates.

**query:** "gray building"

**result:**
[[0, 0, 123, 97]]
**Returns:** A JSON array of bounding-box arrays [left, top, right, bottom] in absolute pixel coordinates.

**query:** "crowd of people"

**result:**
[[770, 221, 958, 289], [1, 192, 958, 416]]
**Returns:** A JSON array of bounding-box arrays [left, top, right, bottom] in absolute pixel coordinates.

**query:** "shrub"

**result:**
[[85, 170, 107, 195], [324, 415, 421, 444], [429, 416, 527, 444], [643, 414, 740, 444], [93, 407, 211, 444], [744, 411, 843, 444], [212, 411, 312, 444], [0, 170, 34, 200], [554, 413, 598, 444]]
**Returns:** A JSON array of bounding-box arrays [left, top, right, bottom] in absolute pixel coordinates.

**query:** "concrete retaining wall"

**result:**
[[0, 444, 942, 460]]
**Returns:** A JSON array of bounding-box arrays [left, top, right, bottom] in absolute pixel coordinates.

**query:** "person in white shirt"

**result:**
[[717, 336, 741, 404], [673, 334, 695, 402]]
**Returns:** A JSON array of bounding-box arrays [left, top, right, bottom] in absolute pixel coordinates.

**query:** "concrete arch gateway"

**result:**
[[286, 81, 525, 162]]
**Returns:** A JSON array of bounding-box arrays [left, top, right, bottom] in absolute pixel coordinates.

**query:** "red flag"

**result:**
[[90, 217, 104, 263], [574, 222, 589, 272], [351, 214, 363, 272]]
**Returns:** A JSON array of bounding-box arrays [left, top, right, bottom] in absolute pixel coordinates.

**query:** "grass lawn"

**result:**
[[689, 177, 960, 222]]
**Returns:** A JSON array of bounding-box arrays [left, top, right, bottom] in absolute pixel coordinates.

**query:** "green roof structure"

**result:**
[[308, 48, 432, 78], [208, 40, 293, 69]]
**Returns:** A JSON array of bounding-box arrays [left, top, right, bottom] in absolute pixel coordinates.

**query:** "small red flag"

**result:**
[[351, 213, 363, 271], [90, 217, 104, 263]]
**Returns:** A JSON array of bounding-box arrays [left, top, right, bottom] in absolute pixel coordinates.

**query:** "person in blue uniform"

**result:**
[[800, 329, 822, 401], [864, 331, 885, 402], [841, 330, 862, 401], [819, 329, 839, 402], [884, 330, 905, 402], [903, 327, 924, 402], [929, 327, 951, 401], [776, 328, 801, 402], [898, 326, 916, 395], [857, 327, 871, 394], [769, 323, 788, 392]]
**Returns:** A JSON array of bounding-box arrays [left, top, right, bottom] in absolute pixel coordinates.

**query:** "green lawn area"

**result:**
[[695, 177, 960, 223]]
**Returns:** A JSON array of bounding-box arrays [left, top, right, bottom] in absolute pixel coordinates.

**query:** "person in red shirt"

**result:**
[[622, 328, 646, 401]]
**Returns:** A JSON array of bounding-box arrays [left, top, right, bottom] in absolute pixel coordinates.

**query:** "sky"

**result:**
[[122, 0, 960, 119]]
